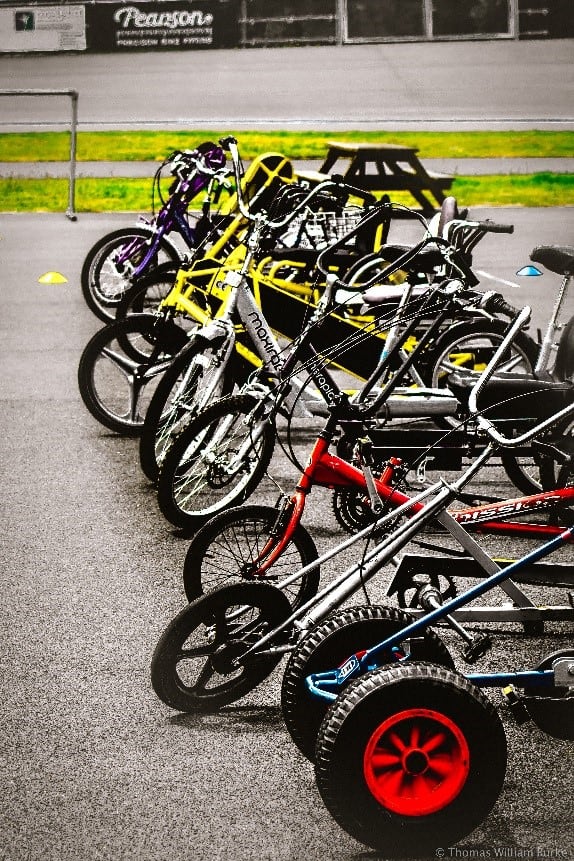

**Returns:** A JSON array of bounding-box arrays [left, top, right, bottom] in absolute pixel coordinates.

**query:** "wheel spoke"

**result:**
[[100, 345, 140, 375]]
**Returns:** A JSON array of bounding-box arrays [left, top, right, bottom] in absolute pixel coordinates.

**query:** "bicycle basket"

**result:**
[[279, 208, 364, 250]]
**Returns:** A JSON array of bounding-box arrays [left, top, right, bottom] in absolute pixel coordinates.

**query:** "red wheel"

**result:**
[[363, 707, 470, 816], [315, 663, 507, 856]]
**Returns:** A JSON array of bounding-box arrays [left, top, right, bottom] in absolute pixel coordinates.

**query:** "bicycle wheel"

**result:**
[[315, 663, 507, 856], [150, 582, 293, 712], [425, 317, 543, 491], [115, 262, 181, 321], [81, 227, 181, 322], [157, 394, 275, 531], [139, 334, 235, 482], [78, 314, 188, 435], [182, 504, 320, 609], [425, 318, 538, 395], [281, 605, 454, 762], [513, 415, 574, 495]]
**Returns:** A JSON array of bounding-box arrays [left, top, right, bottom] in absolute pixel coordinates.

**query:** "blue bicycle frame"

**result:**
[[307, 525, 574, 703]]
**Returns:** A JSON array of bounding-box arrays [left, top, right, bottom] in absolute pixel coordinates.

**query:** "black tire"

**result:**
[[503, 415, 574, 495], [182, 504, 320, 609], [115, 261, 181, 321], [157, 393, 275, 531], [139, 334, 235, 482], [315, 662, 507, 856], [425, 317, 538, 395], [281, 605, 454, 762], [150, 582, 293, 712], [425, 317, 542, 490], [81, 227, 181, 322], [500, 449, 549, 496], [78, 314, 188, 435]]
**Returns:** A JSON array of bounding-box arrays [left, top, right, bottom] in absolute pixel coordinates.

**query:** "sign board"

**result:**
[[85, 1, 239, 51], [0, 5, 86, 51]]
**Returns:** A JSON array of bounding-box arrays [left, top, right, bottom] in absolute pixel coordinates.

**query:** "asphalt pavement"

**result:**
[[1, 208, 574, 861], [0, 39, 573, 130]]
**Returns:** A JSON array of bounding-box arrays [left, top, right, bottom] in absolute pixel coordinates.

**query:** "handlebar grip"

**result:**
[[219, 136, 238, 151], [481, 292, 520, 319], [475, 220, 514, 234]]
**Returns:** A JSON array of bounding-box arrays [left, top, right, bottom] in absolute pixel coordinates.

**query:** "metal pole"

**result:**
[[0, 88, 79, 221], [337, 0, 346, 44], [67, 90, 78, 221]]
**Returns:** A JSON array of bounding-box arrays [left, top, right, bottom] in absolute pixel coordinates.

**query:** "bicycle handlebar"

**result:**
[[479, 291, 521, 319], [472, 220, 514, 234], [468, 305, 574, 447], [443, 218, 514, 240], [170, 148, 231, 184]]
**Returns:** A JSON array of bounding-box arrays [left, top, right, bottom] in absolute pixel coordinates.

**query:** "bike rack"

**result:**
[[0, 88, 79, 221]]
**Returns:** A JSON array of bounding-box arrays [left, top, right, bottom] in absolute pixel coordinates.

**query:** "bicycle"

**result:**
[[153, 243, 539, 532], [77, 144, 377, 437], [299, 349, 574, 851], [80, 142, 232, 322], [142, 174, 541, 488], [149, 308, 574, 728], [180, 362, 574, 610]]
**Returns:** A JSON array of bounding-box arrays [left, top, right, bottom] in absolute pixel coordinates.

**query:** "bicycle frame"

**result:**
[[307, 524, 574, 704], [113, 150, 232, 280], [233, 402, 574, 585], [227, 442, 574, 692]]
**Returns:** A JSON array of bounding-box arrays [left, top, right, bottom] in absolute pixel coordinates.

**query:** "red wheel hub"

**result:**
[[363, 707, 470, 816]]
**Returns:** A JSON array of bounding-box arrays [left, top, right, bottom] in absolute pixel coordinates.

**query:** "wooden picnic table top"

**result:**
[[324, 140, 420, 154]]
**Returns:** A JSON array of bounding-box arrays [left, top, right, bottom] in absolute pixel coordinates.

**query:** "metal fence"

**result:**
[[0, 0, 571, 47]]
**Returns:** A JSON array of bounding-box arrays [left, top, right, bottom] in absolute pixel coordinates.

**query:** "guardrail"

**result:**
[[0, 88, 79, 221]]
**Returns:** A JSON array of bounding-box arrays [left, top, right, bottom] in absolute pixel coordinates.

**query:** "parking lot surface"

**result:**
[[1, 207, 573, 860]]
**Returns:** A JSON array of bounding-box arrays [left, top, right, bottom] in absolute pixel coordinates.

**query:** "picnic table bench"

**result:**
[[297, 140, 454, 215]]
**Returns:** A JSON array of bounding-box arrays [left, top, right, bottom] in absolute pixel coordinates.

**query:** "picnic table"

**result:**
[[297, 140, 454, 215]]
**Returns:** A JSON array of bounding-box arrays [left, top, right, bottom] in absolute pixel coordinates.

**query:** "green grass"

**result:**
[[0, 129, 571, 210], [0, 173, 571, 212], [1, 130, 573, 161]]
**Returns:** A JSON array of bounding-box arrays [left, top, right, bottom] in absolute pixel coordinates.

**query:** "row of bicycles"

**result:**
[[77, 136, 574, 855]]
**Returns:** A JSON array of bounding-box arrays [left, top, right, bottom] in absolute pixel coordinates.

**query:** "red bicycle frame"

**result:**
[[251, 432, 574, 577]]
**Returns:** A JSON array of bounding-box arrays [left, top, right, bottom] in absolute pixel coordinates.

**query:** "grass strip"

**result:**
[[1, 130, 573, 161], [0, 173, 571, 212]]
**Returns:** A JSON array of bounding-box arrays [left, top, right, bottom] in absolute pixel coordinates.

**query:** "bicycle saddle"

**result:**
[[362, 282, 428, 304], [360, 244, 445, 306], [370, 243, 446, 273], [530, 245, 574, 276], [449, 371, 573, 422]]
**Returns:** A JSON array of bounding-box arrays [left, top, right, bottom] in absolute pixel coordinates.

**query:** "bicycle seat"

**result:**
[[362, 282, 428, 305], [530, 246, 574, 276], [372, 243, 446, 274], [449, 371, 573, 421]]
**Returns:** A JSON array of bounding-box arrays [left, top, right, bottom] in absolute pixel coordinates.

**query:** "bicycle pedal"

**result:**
[[462, 634, 492, 664], [502, 686, 531, 725]]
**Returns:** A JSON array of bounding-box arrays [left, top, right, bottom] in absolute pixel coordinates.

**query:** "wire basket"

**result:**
[[279, 208, 364, 250]]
